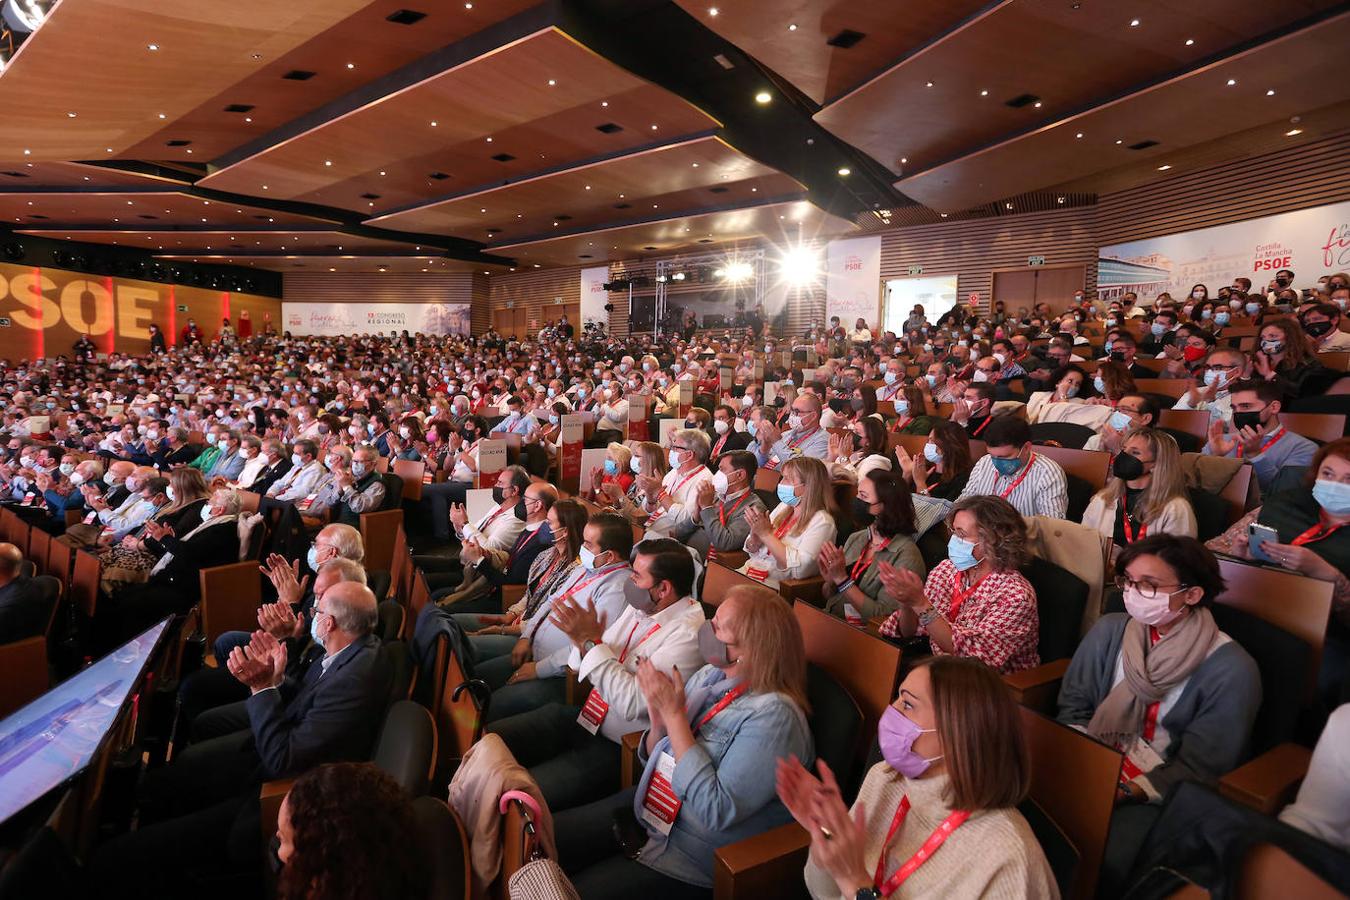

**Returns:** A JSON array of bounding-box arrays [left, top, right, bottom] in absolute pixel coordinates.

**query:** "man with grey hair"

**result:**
[[640, 427, 713, 540], [229, 434, 267, 489], [0, 541, 44, 643], [331, 444, 387, 527]]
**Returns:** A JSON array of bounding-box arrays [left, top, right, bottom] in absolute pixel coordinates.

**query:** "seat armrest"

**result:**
[[1003, 658, 1070, 715], [564, 669, 591, 706], [621, 731, 644, 789], [500, 583, 526, 613], [714, 822, 811, 900], [1218, 743, 1313, 815], [258, 778, 297, 844], [712, 550, 749, 570], [778, 577, 825, 607]]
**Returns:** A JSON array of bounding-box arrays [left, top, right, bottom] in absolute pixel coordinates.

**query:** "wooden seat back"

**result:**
[[198, 561, 263, 646], [237, 490, 261, 514], [702, 563, 763, 608], [1280, 412, 1346, 444], [792, 602, 902, 753], [47, 537, 74, 583], [1216, 559, 1332, 701], [1214, 462, 1255, 527], [27, 528, 50, 576], [753, 468, 782, 493], [409, 568, 433, 623], [1236, 842, 1346, 900], [392, 459, 426, 501], [71, 549, 100, 618], [360, 509, 404, 574], [1020, 708, 1123, 900], [1134, 379, 1190, 399], [391, 524, 412, 603], [0, 636, 49, 717], [1033, 446, 1111, 493], [1157, 409, 1210, 444]]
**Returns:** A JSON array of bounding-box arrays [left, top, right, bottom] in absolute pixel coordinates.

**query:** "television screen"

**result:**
[[0, 618, 169, 824]]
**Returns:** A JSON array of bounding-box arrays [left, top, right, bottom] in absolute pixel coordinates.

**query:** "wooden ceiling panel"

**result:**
[[0, 161, 186, 189], [367, 134, 801, 241], [197, 28, 722, 216], [15, 229, 417, 255], [0, 192, 332, 229], [489, 199, 856, 268], [152, 254, 509, 274], [0, 0, 380, 160], [895, 11, 1350, 212], [816, 0, 1341, 177], [672, 0, 994, 105], [119, 0, 539, 161]]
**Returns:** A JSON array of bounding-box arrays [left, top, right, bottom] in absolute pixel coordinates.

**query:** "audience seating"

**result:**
[[196, 562, 263, 647], [700, 562, 764, 608], [360, 509, 404, 574], [412, 796, 472, 900], [377, 599, 406, 641], [1134, 379, 1191, 400], [0, 636, 49, 717], [1279, 412, 1346, 444], [70, 549, 100, 619], [1034, 445, 1111, 493], [753, 468, 781, 493], [1030, 422, 1096, 449], [393, 459, 427, 501], [1158, 409, 1210, 444], [409, 569, 433, 623], [1228, 842, 1349, 900], [26, 528, 50, 577]]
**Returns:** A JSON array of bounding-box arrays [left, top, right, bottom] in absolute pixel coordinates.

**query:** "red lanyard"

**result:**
[[618, 621, 661, 664], [1236, 427, 1284, 459], [786, 426, 819, 450], [997, 454, 1036, 499], [480, 503, 510, 531], [851, 534, 893, 582], [713, 432, 729, 455], [561, 563, 626, 602], [1120, 499, 1147, 544], [873, 796, 971, 897], [890, 416, 912, 433], [970, 417, 991, 438], [718, 491, 750, 526], [1142, 627, 1163, 741], [663, 467, 702, 501], [511, 525, 542, 557], [773, 510, 798, 540], [946, 572, 986, 619], [694, 683, 748, 733], [531, 550, 567, 590], [1291, 515, 1348, 546]]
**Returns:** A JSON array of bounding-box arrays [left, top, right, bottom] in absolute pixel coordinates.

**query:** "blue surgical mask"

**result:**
[[895, 399, 909, 415], [1092, 375, 1106, 394], [1103, 341, 1113, 355], [947, 534, 980, 571], [1108, 410, 1134, 432], [1215, 311, 1230, 326], [309, 608, 327, 648], [991, 455, 1023, 477], [883, 371, 898, 385], [1200, 308, 1213, 320], [746, 420, 758, 439], [923, 442, 942, 464], [1203, 369, 1229, 389], [1063, 383, 1080, 398], [776, 483, 799, 507], [1151, 322, 1167, 337], [1313, 479, 1350, 516], [578, 545, 598, 571], [351, 461, 367, 478], [291, 453, 304, 467], [925, 374, 938, 387], [668, 449, 683, 468], [603, 459, 618, 476], [307, 546, 320, 571]]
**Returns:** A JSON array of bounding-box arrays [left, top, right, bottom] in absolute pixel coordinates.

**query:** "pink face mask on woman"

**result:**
[[1122, 585, 1187, 627], [878, 706, 942, 778]]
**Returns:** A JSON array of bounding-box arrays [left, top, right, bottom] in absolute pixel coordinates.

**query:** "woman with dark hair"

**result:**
[[1088, 361, 1138, 406], [276, 763, 428, 900], [1208, 437, 1350, 700], [1252, 317, 1338, 400], [889, 382, 935, 435], [895, 420, 973, 502], [389, 415, 424, 461], [848, 383, 878, 421], [818, 468, 925, 622], [1057, 533, 1261, 890], [830, 416, 888, 474], [877, 495, 1039, 674], [782, 656, 1055, 899]]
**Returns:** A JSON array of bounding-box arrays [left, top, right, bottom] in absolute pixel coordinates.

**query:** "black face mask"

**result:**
[[850, 496, 876, 528], [492, 486, 506, 504], [684, 421, 698, 429], [1232, 410, 1265, 432], [1112, 452, 1145, 481], [850, 398, 865, 412], [513, 500, 528, 521], [1303, 320, 1334, 338]]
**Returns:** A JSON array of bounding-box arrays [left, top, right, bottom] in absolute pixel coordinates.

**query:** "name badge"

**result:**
[[83, 511, 97, 525], [296, 492, 318, 511], [577, 688, 609, 735], [638, 751, 681, 835]]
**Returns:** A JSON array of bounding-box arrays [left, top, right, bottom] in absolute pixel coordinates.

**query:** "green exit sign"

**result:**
[[176, 304, 189, 312], [1027, 255, 1046, 266]]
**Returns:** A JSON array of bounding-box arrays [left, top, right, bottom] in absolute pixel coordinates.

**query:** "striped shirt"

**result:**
[[958, 453, 1068, 519]]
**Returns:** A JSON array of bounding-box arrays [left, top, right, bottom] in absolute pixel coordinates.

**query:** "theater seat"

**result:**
[[412, 796, 472, 900], [368, 569, 392, 605], [1063, 473, 1094, 523], [1209, 604, 1307, 754], [804, 664, 863, 788], [380, 640, 417, 710], [1030, 422, 1095, 449], [1020, 556, 1087, 664], [1188, 486, 1231, 542], [1017, 797, 1080, 900], [377, 599, 406, 642], [372, 700, 436, 798]]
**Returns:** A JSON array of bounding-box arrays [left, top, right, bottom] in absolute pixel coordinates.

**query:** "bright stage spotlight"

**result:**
[[777, 246, 819, 285]]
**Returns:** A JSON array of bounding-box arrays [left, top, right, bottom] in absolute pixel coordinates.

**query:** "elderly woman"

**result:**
[[553, 585, 814, 899], [877, 495, 1039, 674]]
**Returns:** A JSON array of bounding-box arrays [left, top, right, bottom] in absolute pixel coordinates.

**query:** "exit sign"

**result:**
[[1027, 255, 1046, 266], [907, 265, 923, 275], [176, 304, 189, 312], [0, 317, 10, 327]]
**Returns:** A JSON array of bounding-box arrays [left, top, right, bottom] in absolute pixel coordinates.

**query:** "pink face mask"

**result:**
[[1122, 585, 1187, 627]]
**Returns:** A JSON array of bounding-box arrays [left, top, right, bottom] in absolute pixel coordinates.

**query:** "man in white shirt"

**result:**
[[265, 439, 325, 502], [229, 436, 268, 489], [590, 382, 629, 447], [641, 428, 713, 541], [486, 538, 706, 811], [959, 416, 1068, 519], [416, 465, 530, 590]]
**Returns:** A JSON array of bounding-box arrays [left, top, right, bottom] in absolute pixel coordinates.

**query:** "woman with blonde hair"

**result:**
[[98, 467, 212, 587], [585, 441, 635, 504], [1082, 428, 1196, 552], [554, 584, 814, 897], [603, 440, 666, 522], [738, 456, 837, 588], [783, 655, 1056, 899]]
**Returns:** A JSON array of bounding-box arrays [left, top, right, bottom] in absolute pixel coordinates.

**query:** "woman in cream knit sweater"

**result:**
[[1081, 428, 1196, 556], [779, 656, 1057, 899]]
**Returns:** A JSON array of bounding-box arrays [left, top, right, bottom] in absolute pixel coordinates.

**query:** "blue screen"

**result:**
[[0, 618, 168, 824]]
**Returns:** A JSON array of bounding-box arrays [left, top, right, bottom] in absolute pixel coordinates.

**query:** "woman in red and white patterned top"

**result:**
[[877, 495, 1040, 674]]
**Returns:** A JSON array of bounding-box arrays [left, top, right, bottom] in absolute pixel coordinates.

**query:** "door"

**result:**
[[992, 266, 1085, 317], [992, 270, 1037, 316]]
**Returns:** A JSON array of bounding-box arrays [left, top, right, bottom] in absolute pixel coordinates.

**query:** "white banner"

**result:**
[[580, 265, 610, 326], [282, 302, 470, 336], [1097, 200, 1350, 301], [826, 235, 882, 329]]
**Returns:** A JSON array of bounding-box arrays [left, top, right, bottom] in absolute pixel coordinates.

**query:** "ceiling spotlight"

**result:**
[[1286, 128, 1303, 136], [650, 124, 658, 130], [1157, 164, 1172, 171], [66, 111, 76, 117], [900, 157, 907, 163], [940, 213, 948, 218], [1129, 18, 1140, 26], [788, 23, 797, 30], [1057, 196, 1066, 203], [547, 78, 556, 86], [1033, 101, 1042, 108], [1185, 38, 1194, 46], [324, 160, 332, 166], [1226, 78, 1236, 86], [979, 89, 989, 96], [485, 136, 492, 142], [837, 167, 851, 176], [244, 117, 252, 123], [430, 120, 438, 126], [708, 6, 718, 15], [1266, 89, 1276, 96], [601, 101, 608, 107], [925, 81, 934, 88], [158, 112, 166, 119], [1075, 132, 1084, 138], [1115, 139, 1123, 144], [346, 62, 355, 69], [147, 43, 159, 51], [755, 91, 771, 104]]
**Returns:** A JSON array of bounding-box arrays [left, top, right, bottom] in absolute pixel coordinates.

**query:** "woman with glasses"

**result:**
[[1057, 534, 1260, 891], [1082, 428, 1196, 554]]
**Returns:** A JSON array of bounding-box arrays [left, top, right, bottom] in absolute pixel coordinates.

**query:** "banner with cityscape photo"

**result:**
[[282, 301, 469, 336], [1097, 200, 1350, 301]]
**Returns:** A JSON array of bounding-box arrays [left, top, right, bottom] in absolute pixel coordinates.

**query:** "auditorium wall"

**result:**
[[0, 261, 279, 360]]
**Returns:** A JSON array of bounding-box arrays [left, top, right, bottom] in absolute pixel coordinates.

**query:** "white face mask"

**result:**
[[713, 419, 729, 435], [711, 470, 730, 497]]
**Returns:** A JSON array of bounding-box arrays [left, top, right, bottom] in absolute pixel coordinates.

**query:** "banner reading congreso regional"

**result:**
[[282, 301, 470, 336]]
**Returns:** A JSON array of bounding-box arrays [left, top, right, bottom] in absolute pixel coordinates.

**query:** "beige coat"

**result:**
[[1023, 515, 1112, 636]]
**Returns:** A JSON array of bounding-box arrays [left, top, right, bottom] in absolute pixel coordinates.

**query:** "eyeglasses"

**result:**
[[1114, 576, 1189, 599]]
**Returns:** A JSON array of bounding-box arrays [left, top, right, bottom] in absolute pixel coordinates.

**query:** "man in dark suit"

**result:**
[[433, 482, 557, 612], [87, 582, 390, 898], [247, 439, 292, 495], [0, 542, 45, 643], [706, 403, 751, 464], [148, 427, 202, 469]]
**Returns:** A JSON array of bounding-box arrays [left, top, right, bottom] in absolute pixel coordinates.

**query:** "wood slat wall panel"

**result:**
[[879, 208, 1099, 310], [487, 266, 583, 339], [470, 273, 490, 336], [283, 273, 474, 305], [1094, 130, 1350, 246]]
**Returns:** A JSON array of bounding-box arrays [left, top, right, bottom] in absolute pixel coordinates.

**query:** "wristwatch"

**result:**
[[581, 639, 598, 656], [854, 888, 881, 900], [917, 605, 942, 628]]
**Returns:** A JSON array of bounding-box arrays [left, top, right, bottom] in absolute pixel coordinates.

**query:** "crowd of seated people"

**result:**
[[0, 271, 1347, 898]]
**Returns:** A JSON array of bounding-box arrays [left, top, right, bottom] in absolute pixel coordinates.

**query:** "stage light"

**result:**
[[721, 261, 753, 282], [671, 272, 686, 281], [778, 247, 819, 285]]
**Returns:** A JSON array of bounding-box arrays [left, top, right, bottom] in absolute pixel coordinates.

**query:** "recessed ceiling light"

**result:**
[[1157, 164, 1172, 171], [22, 149, 29, 155], [900, 157, 907, 163], [430, 120, 438, 126], [1266, 89, 1276, 96], [158, 113, 166, 119], [379, 170, 386, 175], [480, 208, 487, 213], [147, 43, 159, 51], [925, 81, 934, 88], [1057, 197, 1066, 203], [651, 124, 658, 130], [464, 1, 472, 7], [755, 91, 771, 104], [1033, 101, 1042, 108], [1075, 132, 1084, 138], [940, 213, 948, 218], [106, 148, 113, 153], [584, 185, 591, 190], [751, 187, 757, 192], [324, 160, 332, 166], [708, 6, 718, 14], [1115, 139, 1123, 145], [67, 112, 76, 118], [547, 79, 556, 86], [346, 62, 355, 69], [244, 117, 252, 123], [1185, 38, 1194, 46], [486, 136, 493, 142], [601, 101, 609, 107], [1286, 128, 1303, 136], [979, 90, 988, 97], [1129, 18, 1140, 26], [1005, 202, 1014, 209], [837, 167, 851, 176], [788, 23, 797, 30], [1226, 78, 1236, 86]]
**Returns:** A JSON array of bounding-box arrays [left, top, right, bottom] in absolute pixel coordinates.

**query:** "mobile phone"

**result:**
[[1248, 523, 1279, 563]]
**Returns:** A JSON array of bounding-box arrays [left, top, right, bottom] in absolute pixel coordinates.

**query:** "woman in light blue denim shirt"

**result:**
[[553, 585, 815, 898]]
